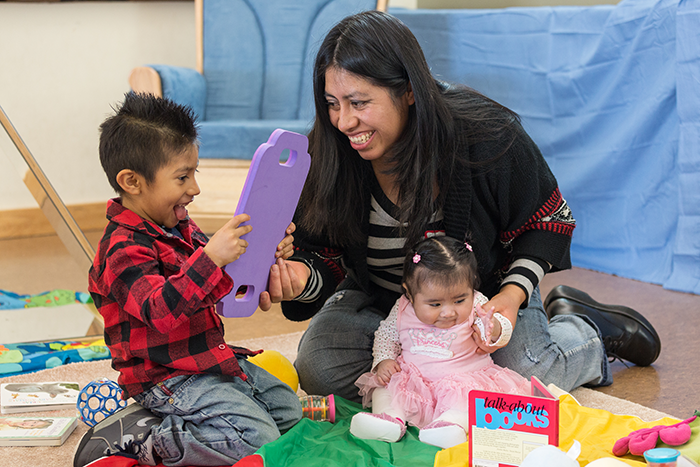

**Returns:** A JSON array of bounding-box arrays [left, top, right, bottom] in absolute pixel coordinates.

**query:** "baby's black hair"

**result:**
[[402, 235, 479, 298]]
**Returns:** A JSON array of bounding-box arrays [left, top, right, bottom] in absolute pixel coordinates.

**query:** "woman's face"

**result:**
[[324, 67, 414, 169]]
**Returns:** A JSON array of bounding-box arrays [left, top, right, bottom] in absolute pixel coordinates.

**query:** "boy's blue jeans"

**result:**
[[134, 357, 302, 466], [295, 287, 611, 402]]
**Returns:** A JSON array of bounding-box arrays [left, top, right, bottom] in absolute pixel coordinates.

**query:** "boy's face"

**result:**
[[124, 145, 200, 229]]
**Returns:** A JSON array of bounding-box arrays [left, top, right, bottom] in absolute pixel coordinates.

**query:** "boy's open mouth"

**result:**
[[174, 203, 189, 220]]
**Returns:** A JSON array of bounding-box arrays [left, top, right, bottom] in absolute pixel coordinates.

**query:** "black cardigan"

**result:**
[[282, 118, 574, 322]]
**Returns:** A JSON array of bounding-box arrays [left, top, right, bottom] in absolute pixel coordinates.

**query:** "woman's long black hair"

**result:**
[[298, 10, 519, 248]]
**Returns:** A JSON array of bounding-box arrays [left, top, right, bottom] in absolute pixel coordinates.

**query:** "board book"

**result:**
[[0, 416, 77, 446], [1, 382, 80, 414], [468, 376, 559, 467]]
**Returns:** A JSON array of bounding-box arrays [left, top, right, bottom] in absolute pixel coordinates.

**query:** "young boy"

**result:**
[[74, 93, 302, 467]]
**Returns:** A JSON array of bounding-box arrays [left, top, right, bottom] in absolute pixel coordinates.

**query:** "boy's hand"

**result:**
[[275, 222, 296, 260], [258, 258, 310, 311], [203, 213, 252, 268], [375, 359, 401, 386]]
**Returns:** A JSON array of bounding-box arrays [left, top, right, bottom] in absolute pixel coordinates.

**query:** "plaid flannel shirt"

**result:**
[[89, 199, 256, 399]]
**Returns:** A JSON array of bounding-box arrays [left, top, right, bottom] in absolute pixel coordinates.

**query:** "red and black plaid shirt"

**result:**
[[89, 199, 256, 399]]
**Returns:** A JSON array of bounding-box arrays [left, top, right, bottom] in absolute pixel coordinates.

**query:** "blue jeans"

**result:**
[[133, 357, 302, 466], [295, 288, 611, 402]]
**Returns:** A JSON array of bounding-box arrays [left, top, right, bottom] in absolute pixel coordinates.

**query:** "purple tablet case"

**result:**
[[216, 129, 311, 318]]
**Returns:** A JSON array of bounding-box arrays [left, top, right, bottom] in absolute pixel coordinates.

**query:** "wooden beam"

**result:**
[[0, 105, 96, 276]]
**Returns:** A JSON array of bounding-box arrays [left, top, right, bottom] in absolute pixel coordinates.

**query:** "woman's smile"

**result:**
[[325, 67, 414, 167]]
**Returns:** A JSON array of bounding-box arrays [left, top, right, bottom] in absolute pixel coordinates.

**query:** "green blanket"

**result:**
[[247, 397, 440, 466]]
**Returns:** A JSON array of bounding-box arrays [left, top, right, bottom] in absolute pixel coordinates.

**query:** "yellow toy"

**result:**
[[248, 350, 299, 392]]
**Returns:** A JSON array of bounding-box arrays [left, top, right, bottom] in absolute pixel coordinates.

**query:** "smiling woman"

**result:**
[[263, 10, 659, 410]]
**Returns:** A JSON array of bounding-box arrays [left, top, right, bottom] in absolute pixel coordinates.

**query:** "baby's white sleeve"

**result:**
[[372, 300, 401, 370], [474, 290, 489, 307]]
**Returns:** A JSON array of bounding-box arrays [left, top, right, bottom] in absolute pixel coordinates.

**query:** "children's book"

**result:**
[[468, 376, 559, 467], [0, 416, 77, 446], [0, 382, 80, 414]]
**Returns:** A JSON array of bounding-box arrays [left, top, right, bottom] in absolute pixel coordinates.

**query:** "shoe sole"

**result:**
[[74, 403, 152, 467]]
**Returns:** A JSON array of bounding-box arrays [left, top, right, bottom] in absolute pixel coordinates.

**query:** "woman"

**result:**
[[261, 10, 640, 402]]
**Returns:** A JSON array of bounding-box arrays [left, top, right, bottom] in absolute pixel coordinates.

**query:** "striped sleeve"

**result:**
[[500, 256, 551, 308], [287, 258, 323, 303]]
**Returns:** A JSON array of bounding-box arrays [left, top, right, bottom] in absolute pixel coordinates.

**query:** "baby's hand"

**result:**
[[375, 359, 401, 386], [473, 303, 495, 344], [203, 213, 252, 267]]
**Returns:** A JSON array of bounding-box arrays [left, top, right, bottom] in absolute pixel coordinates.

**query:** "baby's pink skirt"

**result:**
[[355, 359, 530, 428]]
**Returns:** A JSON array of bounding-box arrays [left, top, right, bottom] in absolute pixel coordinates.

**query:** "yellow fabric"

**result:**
[[433, 394, 683, 467]]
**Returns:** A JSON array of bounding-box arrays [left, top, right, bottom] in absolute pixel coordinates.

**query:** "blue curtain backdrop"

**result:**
[[392, 0, 700, 294]]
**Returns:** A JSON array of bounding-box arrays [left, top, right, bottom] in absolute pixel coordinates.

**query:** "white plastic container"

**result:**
[[644, 448, 681, 467]]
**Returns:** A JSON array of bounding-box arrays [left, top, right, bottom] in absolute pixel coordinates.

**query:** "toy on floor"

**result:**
[[248, 349, 299, 392], [247, 350, 335, 422], [77, 377, 127, 427], [299, 395, 336, 422], [644, 448, 681, 467], [520, 440, 581, 466], [613, 413, 698, 456]]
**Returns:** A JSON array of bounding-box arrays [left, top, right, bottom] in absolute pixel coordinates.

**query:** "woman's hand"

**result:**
[[274, 222, 296, 260], [375, 359, 401, 386], [472, 284, 524, 354], [258, 258, 310, 311]]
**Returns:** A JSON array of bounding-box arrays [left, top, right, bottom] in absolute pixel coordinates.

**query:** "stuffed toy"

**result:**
[[613, 412, 698, 456]]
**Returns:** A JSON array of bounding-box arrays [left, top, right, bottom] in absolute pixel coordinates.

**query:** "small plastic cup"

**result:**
[[643, 448, 680, 467]]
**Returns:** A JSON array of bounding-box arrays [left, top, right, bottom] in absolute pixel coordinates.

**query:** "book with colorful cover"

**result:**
[[0, 382, 80, 414], [0, 416, 77, 446], [468, 376, 559, 467]]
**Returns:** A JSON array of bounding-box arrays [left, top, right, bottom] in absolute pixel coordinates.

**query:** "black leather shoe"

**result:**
[[545, 285, 661, 366]]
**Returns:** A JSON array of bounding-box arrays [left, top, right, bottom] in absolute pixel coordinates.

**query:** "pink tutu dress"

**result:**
[[356, 293, 530, 428]]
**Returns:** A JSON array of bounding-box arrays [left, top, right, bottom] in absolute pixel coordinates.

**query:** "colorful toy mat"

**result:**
[[0, 289, 109, 377]]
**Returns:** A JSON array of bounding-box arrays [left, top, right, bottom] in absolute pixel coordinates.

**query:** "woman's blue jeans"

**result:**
[[134, 357, 302, 466], [295, 287, 611, 403]]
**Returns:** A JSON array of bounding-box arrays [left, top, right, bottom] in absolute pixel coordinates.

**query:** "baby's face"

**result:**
[[15, 419, 50, 429], [410, 280, 474, 329]]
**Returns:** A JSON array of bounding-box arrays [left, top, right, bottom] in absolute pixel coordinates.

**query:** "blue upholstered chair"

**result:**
[[129, 0, 383, 160]]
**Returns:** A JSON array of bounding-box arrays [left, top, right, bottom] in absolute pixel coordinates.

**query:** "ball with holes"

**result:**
[[76, 378, 127, 427]]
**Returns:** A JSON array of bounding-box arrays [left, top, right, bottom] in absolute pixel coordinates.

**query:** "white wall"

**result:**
[[0, 2, 196, 210]]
